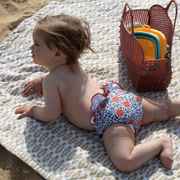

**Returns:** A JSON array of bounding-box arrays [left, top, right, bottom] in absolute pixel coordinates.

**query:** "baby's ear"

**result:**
[[54, 49, 64, 61]]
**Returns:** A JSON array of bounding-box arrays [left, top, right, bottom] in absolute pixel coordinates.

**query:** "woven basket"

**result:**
[[120, 0, 178, 92]]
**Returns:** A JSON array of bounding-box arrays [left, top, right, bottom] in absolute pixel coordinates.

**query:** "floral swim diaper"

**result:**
[[90, 81, 143, 135]]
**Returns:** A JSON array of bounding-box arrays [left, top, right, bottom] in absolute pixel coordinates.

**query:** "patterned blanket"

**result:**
[[0, 0, 179, 179]]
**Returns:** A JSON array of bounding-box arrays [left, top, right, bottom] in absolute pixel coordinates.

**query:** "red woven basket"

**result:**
[[120, 0, 178, 92]]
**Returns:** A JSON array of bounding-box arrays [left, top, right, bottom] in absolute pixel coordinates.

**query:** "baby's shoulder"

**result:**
[[43, 73, 58, 86]]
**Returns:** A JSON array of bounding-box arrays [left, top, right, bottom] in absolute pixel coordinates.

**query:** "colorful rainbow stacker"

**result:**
[[133, 25, 170, 61]]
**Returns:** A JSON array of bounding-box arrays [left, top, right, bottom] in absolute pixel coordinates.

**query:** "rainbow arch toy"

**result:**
[[133, 25, 170, 61]]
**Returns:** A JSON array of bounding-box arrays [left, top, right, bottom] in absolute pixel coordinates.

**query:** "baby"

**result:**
[[15, 14, 180, 172]]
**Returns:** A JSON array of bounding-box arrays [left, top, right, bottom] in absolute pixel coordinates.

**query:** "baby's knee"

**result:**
[[141, 98, 171, 124], [165, 99, 177, 119], [165, 99, 172, 119], [112, 156, 138, 172]]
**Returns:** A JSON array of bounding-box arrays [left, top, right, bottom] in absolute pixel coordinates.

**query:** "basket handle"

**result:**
[[123, 1, 178, 35], [165, 0, 178, 34], [122, 3, 134, 36]]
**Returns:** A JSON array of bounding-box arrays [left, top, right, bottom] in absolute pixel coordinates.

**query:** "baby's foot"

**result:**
[[159, 137, 173, 168]]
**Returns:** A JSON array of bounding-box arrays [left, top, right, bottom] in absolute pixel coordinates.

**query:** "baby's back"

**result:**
[[53, 64, 102, 130]]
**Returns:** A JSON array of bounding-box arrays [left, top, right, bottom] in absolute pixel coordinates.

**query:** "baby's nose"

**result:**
[[30, 45, 33, 50]]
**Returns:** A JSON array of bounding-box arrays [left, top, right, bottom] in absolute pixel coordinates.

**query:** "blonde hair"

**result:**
[[35, 14, 94, 65]]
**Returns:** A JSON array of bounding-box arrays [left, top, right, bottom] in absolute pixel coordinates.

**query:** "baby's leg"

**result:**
[[140, 97, 180, 125], [103, 123, 173, 172]]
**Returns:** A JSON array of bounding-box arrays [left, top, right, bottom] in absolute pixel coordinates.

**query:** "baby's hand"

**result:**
[[23, 77, 43, 97], [15, 104, 38, 119]]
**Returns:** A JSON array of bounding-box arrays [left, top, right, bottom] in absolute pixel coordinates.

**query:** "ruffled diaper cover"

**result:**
[[90, 81, 143, 135]]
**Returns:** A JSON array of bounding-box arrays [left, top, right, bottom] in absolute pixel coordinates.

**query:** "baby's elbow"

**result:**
[[52, 112, 61, 121], [51, 112, 61, 121], [46, 109, 61, 121]]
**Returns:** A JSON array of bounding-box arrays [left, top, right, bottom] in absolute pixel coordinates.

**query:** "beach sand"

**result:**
[[0, 0, 52, 179]]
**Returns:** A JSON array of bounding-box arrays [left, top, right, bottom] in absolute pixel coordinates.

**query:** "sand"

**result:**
[[0, 0, 52, 179]]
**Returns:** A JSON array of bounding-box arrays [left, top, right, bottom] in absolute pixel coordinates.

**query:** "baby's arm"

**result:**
[[23, 72, 49, 97], [15, 74, 61, 121]]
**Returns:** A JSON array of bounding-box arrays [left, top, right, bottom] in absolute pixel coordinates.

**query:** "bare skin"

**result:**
[[15, 27, 179, 172], [15, 29, 101, 129], [23, 73, 49, 97], [103, 96, 176, 172]]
